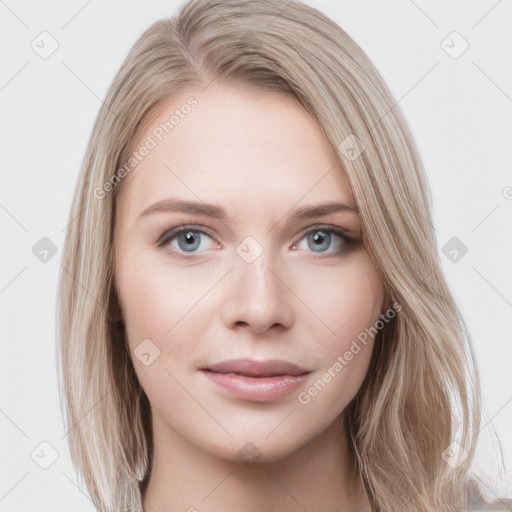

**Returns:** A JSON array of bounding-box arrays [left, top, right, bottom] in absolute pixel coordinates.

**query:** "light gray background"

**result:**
[[1, 0, 511, 509]]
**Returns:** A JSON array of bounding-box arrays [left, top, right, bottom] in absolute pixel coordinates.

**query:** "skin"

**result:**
[[113, 83, 386, 511]]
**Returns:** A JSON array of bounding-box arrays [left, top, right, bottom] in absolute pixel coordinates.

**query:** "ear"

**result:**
[[108, 285, 124, 325], [380, 290, 392, 316]]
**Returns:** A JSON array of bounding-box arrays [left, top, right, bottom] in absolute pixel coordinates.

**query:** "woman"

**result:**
[[57, 0, 486, 510]]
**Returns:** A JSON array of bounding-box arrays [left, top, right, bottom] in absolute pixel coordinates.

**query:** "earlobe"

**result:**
[[380, 291, 393, 316], [108, 309, 124, 326], [109, 311, 124, 324], [108, 286, 124, 325], [380, 306, 392, 320]]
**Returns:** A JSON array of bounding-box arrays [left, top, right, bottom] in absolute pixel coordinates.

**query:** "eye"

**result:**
[[157, 224, 218, 254], [156, 223, 354, 258], [292, 226, 352, 255]]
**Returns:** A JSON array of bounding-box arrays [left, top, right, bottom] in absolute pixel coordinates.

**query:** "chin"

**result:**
[[199, 424, 322, 467]]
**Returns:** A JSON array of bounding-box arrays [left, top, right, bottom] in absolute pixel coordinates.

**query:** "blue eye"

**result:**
[[157, 226, 216, 254], [293, 227, 351, 254], [157, 224, 353, 257]]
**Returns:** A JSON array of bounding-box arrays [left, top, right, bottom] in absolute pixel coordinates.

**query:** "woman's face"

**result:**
[[114, 84, 386, 463]]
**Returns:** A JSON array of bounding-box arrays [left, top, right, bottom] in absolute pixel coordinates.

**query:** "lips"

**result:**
[[203, 358, 310, 377], [200, 359, 312, 402]]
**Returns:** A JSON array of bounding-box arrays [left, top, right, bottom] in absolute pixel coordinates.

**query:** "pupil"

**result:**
[[310, 230, 330, 251], [179, 231, 200, 252]]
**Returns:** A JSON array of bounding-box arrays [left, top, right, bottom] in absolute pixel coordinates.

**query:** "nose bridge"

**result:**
[[241, 249, 278, 296], [220, 239, 294, 333], [235, 233, 281, 292]]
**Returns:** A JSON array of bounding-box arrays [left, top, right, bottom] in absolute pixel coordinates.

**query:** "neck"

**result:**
[[142, 411, 370, 512]]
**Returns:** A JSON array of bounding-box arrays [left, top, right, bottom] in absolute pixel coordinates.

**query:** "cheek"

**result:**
[[116, 250, 225, 360], [298, 253, 384, 340], [118, 256, 175, 343], [116, 253, 206, 401], [295, 255, 383, 400]]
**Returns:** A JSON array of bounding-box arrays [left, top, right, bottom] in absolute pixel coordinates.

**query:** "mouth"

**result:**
[[200, 359, 312, 402]]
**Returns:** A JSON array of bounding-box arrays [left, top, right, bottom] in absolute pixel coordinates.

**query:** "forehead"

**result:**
[[117, 84, 353, 222]]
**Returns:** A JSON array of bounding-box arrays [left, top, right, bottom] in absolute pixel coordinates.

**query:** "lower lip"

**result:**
[[201, 371, 309, 402]]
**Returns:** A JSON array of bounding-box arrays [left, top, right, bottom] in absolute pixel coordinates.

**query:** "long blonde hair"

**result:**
[[56, 1, 480, 510]]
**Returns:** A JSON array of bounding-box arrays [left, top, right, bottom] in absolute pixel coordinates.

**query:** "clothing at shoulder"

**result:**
[[465, 480, 512, 511]]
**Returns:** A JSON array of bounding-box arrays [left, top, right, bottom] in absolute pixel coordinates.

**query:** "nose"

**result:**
[[220, 251, 295, 335]]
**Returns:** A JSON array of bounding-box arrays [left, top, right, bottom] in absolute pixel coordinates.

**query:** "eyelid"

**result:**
[[156, 222, 356, 260], [293, 223, 353, 243], [156, 222, 217, 247]]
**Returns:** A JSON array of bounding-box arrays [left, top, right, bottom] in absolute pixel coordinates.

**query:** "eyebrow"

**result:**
[[137, 198, 358, 225]]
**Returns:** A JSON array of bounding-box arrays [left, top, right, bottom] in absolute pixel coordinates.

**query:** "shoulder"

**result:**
[[465, 479, 512, 511]]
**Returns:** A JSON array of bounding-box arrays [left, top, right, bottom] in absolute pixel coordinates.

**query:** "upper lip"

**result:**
[[202, 359, 311, 377]]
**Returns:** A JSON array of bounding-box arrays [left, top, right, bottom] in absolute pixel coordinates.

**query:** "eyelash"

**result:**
[[156, 222, 354, 259]]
